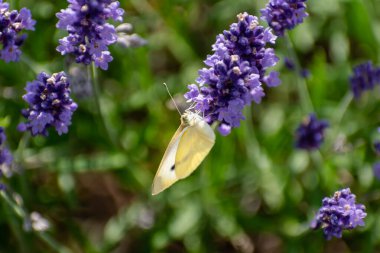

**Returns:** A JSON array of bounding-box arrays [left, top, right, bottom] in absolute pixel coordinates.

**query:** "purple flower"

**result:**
[[0, 126, 13, 190], [19, 72, 78, 136], [374, 141, 380, 155], [300, 68, 310, 78], [261, 0, 308, 37], [56, 0, 124, 70], [311, 188, 367, 240], [295, 113, 328, 150], [284, 57, 310, 78], [0, 127, 12, 167], [284, 57, 295, 70], [350, 61, 380, 99], [373, 162, 380, 180], [184, 12, 280, 135], [0, 1, 36, 62]]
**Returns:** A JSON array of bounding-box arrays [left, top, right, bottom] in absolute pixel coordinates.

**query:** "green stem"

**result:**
[[15, 132, 29, 162], [310, 149, 324, 167], [89, 63, 117, 147], [38, 233, 72, 253], [244, 107, 265, 166], [284, 34, 314, 113], [14, 132, 31, 204], [9, 0, 15, 9], [1, 191, 25, 217], [334, 91, 353, 127], [1, 191, 29, 252], [284, 35, 326, 165], [20, 55, 41, 75], [325, 91, 352, 157], [0, 191, 73, 253], [2, 197, 29, 253]]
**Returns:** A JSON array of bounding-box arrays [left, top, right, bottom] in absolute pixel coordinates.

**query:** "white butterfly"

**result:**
[[152, 110, 215, 195]]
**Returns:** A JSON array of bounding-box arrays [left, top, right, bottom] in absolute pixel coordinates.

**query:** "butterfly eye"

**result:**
[[170, 165, 175, 171]]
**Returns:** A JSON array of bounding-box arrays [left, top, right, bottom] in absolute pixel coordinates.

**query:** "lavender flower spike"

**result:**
[[0, 127, 13, 190], [311, 188, 367, 240], [0, 1, 36, 62], [295, 113, 328, 150], [350, 61, 380, 99], [56, 0, 124, 70], [0, 127, 12, 168], [18, 72, 78, 136], [261, 0, 308, 37], [373, 162, 380, 180], [185, 12, 280, 135]]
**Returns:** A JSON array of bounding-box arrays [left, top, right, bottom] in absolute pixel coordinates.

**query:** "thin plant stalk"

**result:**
[[20, 55, 42, 75], [89, 63, 117, 147], [14, 132, 31, 202], [39, 233, 72, 253], [284, 34, 314, 113], [284, 35, 325, 164], [1, 193, 29, 253], [325, 91, 353, 157], [244, 106, 270, 169], [9, 0, 16, 9], [334, 91, 353, 127], [0, 191, 72, 253]]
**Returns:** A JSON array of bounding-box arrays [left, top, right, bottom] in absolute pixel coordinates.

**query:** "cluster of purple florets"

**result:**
[[260, 0, 308, 37], [372, 128, 380, 180], [0, 0, 35, 62], [18, 72, 78, 136], [374, 139, 380, 156], [295, 114, 328, 150], [185, 12, 280, 136], [311, 188, 367, 240], [56, 0, 124, 70], [350, 61, 380, 99], [284, 57, 310, 78], [0, 0, 374, 242], [373, 162, 380, 180], [0, 127, 12, 168], [0, 127, 12, 190]]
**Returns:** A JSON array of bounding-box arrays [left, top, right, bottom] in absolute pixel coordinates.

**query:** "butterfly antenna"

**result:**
[[204, 111, 215, 119], [163, 83, 182, 116], [187, 102, 197, 111]]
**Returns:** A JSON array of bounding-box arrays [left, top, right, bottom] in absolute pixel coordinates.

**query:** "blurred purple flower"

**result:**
[[0, 127, 12, 190], [56, 0, 124, 70], [300, 68, 310, 78], [374, 141, 380, 155], [284, 57, 310, 78], [261, 0, 308, 37], [350, 61, 380, 99], [69, 65, 93, 98], [184, 12, 280, 135], [311, 188, 367, 240], [373, 162, 380, 180], [295, 113, 328, 150], [0, 1, 35, 62], [0, 127, 12, 167], [284, 57, 295, 70], [19, 72, 78, 136]]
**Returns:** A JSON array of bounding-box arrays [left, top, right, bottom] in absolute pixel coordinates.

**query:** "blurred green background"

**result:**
[[1, 0, 380, 252]]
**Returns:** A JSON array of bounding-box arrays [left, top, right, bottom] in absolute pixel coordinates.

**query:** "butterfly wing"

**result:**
[[151, 124, 187, 195], [174, 119, 215, 179]]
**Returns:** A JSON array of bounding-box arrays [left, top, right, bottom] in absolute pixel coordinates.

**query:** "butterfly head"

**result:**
[[181, 111, 203, 127]]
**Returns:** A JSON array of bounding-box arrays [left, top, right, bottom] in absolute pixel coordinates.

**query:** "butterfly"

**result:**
[[152, 110, 215, 195]]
